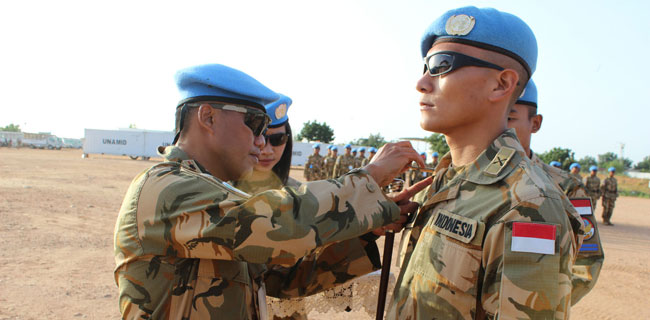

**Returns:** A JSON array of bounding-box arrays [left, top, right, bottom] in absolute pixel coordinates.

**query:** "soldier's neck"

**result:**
[[445, 126, 505, 167]]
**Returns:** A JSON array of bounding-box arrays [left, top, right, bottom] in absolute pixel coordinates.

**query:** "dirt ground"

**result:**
[[1, 148, 649, 319]]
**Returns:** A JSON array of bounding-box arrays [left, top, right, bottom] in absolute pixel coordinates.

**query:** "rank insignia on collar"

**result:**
[[483, 147, 516, 177], [275, 104, 287, 120], [445, 14, 475, 36]]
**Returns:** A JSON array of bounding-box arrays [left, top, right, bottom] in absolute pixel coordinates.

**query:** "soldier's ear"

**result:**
[[488, 69, 519, 104], [196, 104, 217, 133], [531, 114, 542, 133]]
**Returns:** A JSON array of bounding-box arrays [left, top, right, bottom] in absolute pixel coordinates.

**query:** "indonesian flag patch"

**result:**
[[570, 198, 593, 216], [511, 222, 556, 255]]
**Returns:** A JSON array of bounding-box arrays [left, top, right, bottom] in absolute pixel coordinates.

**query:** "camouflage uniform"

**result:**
[[361, 157, 370, 167], [584, 175, 601, 211], [601, 176, 618, 224], [333, 154, 356, 178], [388, 130, 584, 319], [531, 153, 604, 305], [114, 146, 399, 319], [354, 156, 365, 169], [303, 154, 324, 181], [322, 155, 337, 179]]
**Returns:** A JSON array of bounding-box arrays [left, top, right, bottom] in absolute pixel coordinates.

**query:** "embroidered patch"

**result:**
[[274, 103, 287, 120], [570, 198, 593, 216], [483, 147, 516, 177], [579, 243, 599, 252], [445, 14, 475, 36], [430, 209, 478, 243], [582, 218, 595, 241], [511, 222, 556, 255]]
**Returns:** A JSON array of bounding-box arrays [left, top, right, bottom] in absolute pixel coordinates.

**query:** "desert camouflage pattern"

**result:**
[[601, 176, 618, 223], [584, 175, 601, 210], [323, 155, 337, 179], [387, 129, 584, 320], [235, 170, 380, 320], [304, 154, 325, 181], [354, 156, 365, 169], [531, 153, 604, 305], [333, 154, 356, 178], [361, 157, 370, 167], [114, 146, 399, 319]]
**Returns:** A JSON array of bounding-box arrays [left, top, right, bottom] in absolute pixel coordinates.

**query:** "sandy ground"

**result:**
[[0, 148, 648, 319]]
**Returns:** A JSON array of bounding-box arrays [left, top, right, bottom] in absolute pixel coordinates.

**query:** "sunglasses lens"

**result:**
[[266, 133, 288, 146], [244, 113, 268, 136], [426, 54, 454, 75]]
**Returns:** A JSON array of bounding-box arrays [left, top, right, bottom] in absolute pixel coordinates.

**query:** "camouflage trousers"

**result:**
[[590, 195, 599, 211], [602, 197, 616, 223]]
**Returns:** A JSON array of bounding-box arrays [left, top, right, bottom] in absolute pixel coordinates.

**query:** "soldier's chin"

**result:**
[[420, 117, 441, 132]]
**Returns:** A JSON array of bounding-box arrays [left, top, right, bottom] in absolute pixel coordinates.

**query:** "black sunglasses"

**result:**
[[423, 51, 504, 76], [185, 103, 271, 136], [264, 132, 289, 147]]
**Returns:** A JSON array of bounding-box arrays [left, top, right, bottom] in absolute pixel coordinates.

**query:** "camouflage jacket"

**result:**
[[388, 130, 584, 320], [304, 154, 325, 181], [531, 153, 604, 305], [361, 157, 370, 167], [114, 146, 399, 319], [584, 175, 601, 198], [323, 155, 337, 179], [601, 177, 618, 199], [333, 154, 356, 178], [354, 156, 365, 169]]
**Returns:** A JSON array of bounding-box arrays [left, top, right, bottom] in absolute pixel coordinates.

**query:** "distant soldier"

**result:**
[[351, 148, 357, 160], [408, 152, 429, 185], [584, 165, 602, 211], [430, 151, 439, 169], [570, 162, 583, 181], [304, 143, 324, 181], [355, 147, 367, 168], [601, 167, 619, 226], [508, 79, 603, 305], [323, 146, 338, 179], [333, 144, 355, 178], [363, 147, 377, 166]]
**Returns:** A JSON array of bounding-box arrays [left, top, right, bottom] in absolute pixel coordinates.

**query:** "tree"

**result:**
[[128, 123, 137, 129], [295, 120, 335, 143], [424, 133, 450, 155], [350, 133, 387, 149], [578, 156, 597, 171], [634, 156, 650, 172], [1, 123, 21, 132], [538, 147, 575, 170], [598, 152, 617, 164]]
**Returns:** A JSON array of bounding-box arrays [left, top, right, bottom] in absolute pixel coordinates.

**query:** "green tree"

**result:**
[[598, 152, 617, 164], [634, 156, 650, 172], [424, 133, 450, 155], [128, 123, 137, 129], [1, 123, 21, 132], [538, 147, 575, 170], [578, 155, 598, 171], [296, 120, 335, 143], [350, 133, 387, 149]]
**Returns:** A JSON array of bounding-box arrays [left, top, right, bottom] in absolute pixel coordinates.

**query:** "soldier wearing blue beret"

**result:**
[[508, 80, 603, 305], [585, 165, 602, 210], [114, 64, 428, 319], [601, 167, 618, 226], [389, 7, 583, 319], [357, 147, 368, 167], [334, 143, 356, 178]]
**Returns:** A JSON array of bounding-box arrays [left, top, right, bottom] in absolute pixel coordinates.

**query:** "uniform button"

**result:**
[[366, 183, 377, 193]]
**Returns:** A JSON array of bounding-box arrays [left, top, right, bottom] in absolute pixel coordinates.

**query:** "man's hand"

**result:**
[[372, 177, 433, 236], [365, 141, 425, 187]]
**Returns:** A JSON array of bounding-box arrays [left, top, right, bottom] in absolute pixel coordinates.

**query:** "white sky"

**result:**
[[1, 0, 649, 162]]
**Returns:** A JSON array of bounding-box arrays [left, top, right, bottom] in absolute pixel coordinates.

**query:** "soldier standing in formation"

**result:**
[[304, 143, 324, 181], [430, 151, 439, 168], [570, 162, 583, 181], [333, 144, 355, 178], [507, 79, 603, 305], [323, 146, 337, 178], [363, 147, 377, 166], [585, 165, 602, 211], [113, 63, 429, 319], [355, 147, 367, 168], [388, 7, 583, 319], [601, 167, 619, 226]]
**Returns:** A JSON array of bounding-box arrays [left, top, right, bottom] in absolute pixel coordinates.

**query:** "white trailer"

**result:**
[[83, 129, 174, 160], [22, 132, 62, 149], [0, 131, 24, 147]]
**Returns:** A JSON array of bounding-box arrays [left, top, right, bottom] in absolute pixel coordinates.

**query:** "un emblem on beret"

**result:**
[[445, 14, 475, 36], [275, 103, 287, 120]]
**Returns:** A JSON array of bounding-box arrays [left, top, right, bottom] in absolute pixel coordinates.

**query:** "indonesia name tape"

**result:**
[[511, 222, 556, 255]]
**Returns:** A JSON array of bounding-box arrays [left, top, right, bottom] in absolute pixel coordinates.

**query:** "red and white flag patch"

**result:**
[[511, 222, 556, 255], [570, 198, 593, 216]]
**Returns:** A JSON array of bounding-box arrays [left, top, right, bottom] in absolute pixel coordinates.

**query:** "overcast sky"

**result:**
[[1, 0, 648, 162]]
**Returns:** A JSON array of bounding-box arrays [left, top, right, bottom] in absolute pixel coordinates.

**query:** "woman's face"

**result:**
[[256, 125, 287, 172]]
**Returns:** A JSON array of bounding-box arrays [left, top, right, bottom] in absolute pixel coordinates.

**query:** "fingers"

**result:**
[[399, 201, 420, 216], [389, 176, 433, 203]]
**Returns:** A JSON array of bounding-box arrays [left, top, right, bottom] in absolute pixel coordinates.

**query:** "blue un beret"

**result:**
[[266, 94, 292, 127], [608, 167, 616, 172], [590, 165, 598, 172], [332, 146, 338, 151], [359, 147, 366, 152], [327, 145, 333, 150], [345, 144, 352, 149], [369, 147, 377, 153], [313, 143, 321, 149], [550, 161, 562, 168], [517, 79, 537, 108], [420, 152, 427, 156], [432, 152, 439, 157], [570, 163, 581, 170], [421, 6, 538, 78], [175, 64, 279, 111]]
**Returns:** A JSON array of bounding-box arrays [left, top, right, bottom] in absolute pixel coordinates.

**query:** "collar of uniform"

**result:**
[[157, 145, 207, 173], [460, 128, 526, 185]]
